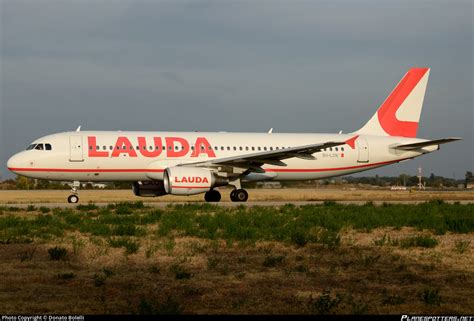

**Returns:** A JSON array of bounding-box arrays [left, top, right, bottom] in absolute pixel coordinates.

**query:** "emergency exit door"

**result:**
[[69, 136, 84, 162], [357, 138, 369, 163]]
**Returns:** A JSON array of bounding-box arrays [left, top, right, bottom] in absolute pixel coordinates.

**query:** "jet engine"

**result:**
[[163, 167, 228, 195], [132, 181, 167, 197]]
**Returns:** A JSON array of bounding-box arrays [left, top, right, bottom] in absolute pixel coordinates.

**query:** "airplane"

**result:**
[[6, 67, 461, 203]]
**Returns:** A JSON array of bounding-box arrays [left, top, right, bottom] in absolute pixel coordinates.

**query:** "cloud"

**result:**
[[1, 0, 472, 178]]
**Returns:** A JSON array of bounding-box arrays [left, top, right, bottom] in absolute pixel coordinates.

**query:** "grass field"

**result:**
[[0, 201, 473, 314], [1, 188, 473, 204]]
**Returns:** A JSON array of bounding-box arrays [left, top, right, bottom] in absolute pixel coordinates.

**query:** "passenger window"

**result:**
[[276, 147, 279, 150], [335, 147, 338, 151], [341, 147, 344, 151], [239, 147, 243, 151], [233, 146, 236, 151], [227, 146, 230, 151], [156, 146, 160, 150], [110, 146, 113, 150], [270, 147, 273, 151], [89, 146, 93, 150], [245, 147, 249, 151], [258, 147, 261, 151], [264, 147, 267, 151], [221, 146, 224, 151], [251, 147, 255, 151], [330, 147, 333, 151], [45, 144, 52, 151]]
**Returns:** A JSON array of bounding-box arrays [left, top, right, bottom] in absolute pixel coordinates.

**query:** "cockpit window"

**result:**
[[45, 144, 52, 150], [35, 144, 44, 150], [26, 144, 36, 150]]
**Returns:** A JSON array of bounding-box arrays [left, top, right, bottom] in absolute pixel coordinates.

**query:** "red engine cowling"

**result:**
[[163, 167, 228, 195]]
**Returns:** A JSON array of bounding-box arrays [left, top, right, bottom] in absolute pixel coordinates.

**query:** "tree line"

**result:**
[[1, 172, 472, 190]]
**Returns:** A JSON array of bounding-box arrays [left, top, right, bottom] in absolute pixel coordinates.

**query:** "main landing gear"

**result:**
[[68, 181, 80, 204], [230, 189, 248, 202], [228, 178, 248, 202], [204, 188, 249, 202]]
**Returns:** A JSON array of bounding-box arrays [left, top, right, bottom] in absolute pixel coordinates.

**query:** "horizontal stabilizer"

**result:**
[[394, 137, 462, 150]]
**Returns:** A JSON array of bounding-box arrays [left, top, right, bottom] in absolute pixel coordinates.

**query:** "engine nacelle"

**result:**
[[163, 167, 228, 195], [132, 181, 167, 197]]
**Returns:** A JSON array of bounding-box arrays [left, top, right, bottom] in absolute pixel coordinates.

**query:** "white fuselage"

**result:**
[[7, 130, 436, 182]]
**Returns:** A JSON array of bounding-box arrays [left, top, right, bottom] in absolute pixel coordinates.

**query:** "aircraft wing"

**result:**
[[394, 137, 462, 150], [178, 140, 350, 172]]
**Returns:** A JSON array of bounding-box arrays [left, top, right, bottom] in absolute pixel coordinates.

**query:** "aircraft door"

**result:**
[[69, 136, 84, 162], [357, 138, 369, 163]]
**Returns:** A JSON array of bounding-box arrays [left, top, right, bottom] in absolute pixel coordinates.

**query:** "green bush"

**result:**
[[170, 264, 193, 280], [309, 290, 342, 314], [422, 288, 442, 305], [454, 240, 470, 254], [39, 207, 51, 214], [399, 235, 438, 248], [108, 238, 139, 254], [58, 272, 75, 280], [262, 254, 285, 267], [77, 203, 99, 211], [48, 246, 69, 261], [136, 297, 183, 315]]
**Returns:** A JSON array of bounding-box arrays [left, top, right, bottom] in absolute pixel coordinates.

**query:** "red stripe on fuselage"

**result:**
[[8, 158, 409, 174]]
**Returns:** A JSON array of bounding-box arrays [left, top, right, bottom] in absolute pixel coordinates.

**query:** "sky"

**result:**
[[0, 0, 472, 180]]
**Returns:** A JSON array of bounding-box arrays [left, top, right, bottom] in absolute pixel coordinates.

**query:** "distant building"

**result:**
[[256, 181, 282, 189], [390, 185, 407, 191]]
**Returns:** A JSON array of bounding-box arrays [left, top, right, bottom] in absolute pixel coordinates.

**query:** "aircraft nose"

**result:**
[[7, 154, 21, 174]]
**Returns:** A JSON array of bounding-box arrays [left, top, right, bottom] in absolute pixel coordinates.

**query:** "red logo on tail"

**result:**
[[377, 68, 429, 137]]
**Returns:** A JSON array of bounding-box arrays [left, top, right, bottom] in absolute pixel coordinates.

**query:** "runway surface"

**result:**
[[1, 200, 473, 209]]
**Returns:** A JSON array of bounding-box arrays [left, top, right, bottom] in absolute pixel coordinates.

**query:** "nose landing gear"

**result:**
[[67, 181, 80, 203]]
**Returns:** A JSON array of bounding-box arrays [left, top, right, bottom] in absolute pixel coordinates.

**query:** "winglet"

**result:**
[[268, 128, 273, 134], [345, 135, 359, 149], [76, 126, 81, 132]]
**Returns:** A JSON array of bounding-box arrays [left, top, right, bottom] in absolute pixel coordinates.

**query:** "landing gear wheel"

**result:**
[[68, 195, 79, 204], [230, 189, 248, 202], [204, 190, 221, 202]]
